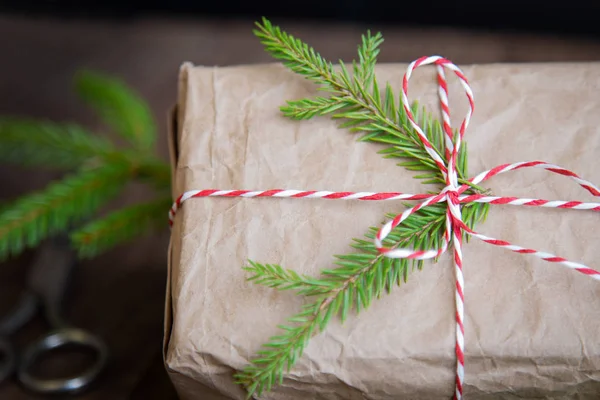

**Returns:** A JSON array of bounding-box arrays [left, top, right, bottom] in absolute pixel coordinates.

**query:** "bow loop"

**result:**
[[401, 56, 475, 191]]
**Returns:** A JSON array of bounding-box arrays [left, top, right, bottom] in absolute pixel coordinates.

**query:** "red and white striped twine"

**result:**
[[169, 56, 600, 399]]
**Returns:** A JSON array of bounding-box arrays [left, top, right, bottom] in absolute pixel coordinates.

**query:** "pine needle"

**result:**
[[71, 195, 172, 258], [0, 117, 114, 169], [0, 163, 132, 261], [75, 70, 156, 152]]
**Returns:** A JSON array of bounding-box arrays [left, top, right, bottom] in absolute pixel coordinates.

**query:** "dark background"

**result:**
[[1, 3, 600, 400], [3, 2, 600, 37]]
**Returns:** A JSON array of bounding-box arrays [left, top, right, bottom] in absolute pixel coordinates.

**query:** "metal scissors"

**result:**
[[0, 235, 109, 394]]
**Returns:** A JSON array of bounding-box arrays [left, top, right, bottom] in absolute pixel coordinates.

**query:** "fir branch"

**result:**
[[255, 18, 484, 192], [0, 163, 132, 261], [0, 117, 170, 192], [71, 196, 172, 258], [75, 70, 156, 152], [0, 118, 114, 169], [236, 200, 487, 396]]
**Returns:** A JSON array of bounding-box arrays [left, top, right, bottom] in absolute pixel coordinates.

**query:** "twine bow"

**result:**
[[169, 56, 600, 399]]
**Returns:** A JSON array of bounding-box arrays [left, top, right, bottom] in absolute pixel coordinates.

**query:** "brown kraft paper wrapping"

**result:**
[[164, 61, 600, 399]]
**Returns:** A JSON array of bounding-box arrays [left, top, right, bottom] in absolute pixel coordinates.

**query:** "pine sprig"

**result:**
[[75, 70, 156, 152], [237, 200, 486, 396], [255, 17, 484, 192], [0, 163, 132, 261], [0, 118, 114, 169], [71, 195, 172, 258], [237, 19, 492, 397], [354, 31, 383, 89], [244, 261, 334, 296], [0, 68, 172, 262]]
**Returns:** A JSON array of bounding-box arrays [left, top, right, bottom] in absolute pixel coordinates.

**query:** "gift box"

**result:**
[[163, 58, 600, 399]]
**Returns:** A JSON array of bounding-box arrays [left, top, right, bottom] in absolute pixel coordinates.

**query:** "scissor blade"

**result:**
[[27, 236, 77, 328]]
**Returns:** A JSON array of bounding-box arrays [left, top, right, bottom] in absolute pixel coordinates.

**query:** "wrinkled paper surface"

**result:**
[[164, 62, 600, 399]]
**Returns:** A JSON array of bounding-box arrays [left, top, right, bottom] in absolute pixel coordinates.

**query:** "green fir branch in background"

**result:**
[[0, 69, 171, 262], [75, 70, 156, 152], [236, 18, 491, 397], [0, 164, 132, 260], [0, 118, 114, 169], [71, 195, 173, 259]]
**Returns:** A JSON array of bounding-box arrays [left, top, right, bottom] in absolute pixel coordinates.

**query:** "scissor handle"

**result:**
[[17, 328, 108, 394]]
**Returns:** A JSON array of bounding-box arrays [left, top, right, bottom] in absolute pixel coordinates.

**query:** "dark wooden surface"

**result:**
[[1, 15, 600, 400]]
